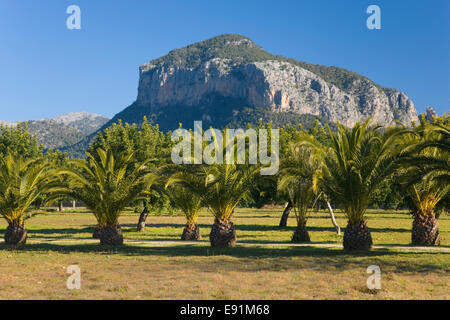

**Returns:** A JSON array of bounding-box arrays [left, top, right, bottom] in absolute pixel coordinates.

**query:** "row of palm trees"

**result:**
[[279, 119, 448, 249], [0, 118, 448, 250]]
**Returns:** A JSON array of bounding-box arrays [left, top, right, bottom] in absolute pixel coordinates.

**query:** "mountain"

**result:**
[[1, 112, 109, 150], [62, 34, 419, 157], [102, 34, 417, 133]]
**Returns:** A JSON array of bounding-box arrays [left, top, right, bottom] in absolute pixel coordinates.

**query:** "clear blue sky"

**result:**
[[0, 0, 448, 121]]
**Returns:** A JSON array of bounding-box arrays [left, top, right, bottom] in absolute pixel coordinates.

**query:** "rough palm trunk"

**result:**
[[343, 223, 373, 251], [291, 222, 310, 242], [100, 225, 124, 246], [92, 224, 103, 239], [58, 201, 64, 212], [137, 203, 149, 232], [4, 221, 28, 245], [209, 219, 236, 247], [412, 213, 440, 246], [279, 200, 293, 227], [181, 223, 201, 240]]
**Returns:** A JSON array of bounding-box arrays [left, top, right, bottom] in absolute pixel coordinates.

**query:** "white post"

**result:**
[[324, 195, 340, 235]]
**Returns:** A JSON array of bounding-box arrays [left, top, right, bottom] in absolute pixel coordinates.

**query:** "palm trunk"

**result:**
[[343, 223, 373, 251], [92, 224, 103, 239], [181, 222, 201, 240], [279, 200, 293, 227], [4, 221, 28, 245], [291, 222, 310, 242], [209, 219, 236, 247], [412, 213, 440, 246], [324, 195, 340, 235], [58, 201, 64, 212], [137, 201, 149, 232], [100, 225, 123, 246]]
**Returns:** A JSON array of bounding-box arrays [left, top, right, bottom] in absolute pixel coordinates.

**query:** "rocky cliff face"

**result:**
[[136, 35, 417, 127]]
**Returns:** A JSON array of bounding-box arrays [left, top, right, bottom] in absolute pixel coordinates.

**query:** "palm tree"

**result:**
[[0, 155, 53, 245], [166, 185, 203, 240], [48, 148, 157, 246], [168, 162, 260, 247], [299, 120, 406, 250], [278, 143, 321, 242], [407, 178, 448, 245], [399, 122, 450, 245]]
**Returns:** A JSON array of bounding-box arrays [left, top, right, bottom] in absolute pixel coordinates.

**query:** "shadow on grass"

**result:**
[[5, 227, 95, 239], [235, 224, 412, 234], [0, 242, 448, 273], [120, 223, 212, 230]]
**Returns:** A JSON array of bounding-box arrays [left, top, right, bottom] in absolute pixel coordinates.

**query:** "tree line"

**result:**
[[0, 115, 448, 250]]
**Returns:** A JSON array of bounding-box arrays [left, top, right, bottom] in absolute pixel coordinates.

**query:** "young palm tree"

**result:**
[[278, 143, 321, 242], [168, 163, 260, 247], [166, 185, 203, 240], [408, 178, 448, 245], [49, 148, 157, 246], [299, 120, 406, 250], [0, 155, 53, 245]]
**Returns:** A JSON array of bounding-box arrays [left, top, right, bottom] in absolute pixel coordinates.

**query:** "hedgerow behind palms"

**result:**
[[49, 148, 157, 245], [0, 155, 53, 245]]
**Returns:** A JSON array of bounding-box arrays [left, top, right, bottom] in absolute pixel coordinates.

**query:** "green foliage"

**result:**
[[48, 148, 158, 226], [398, 116, 450, 215], [297, 120, 408, 224], [166, 185, 202, 223], [0, 155, 53, 224], [88, 117, 173, 164], [87, 118, 173, 212], [150, 34, 275, 70], [278, 143, 321, 225], [20, 120, 86, 149], [0, 123, 43, 159], [166, 133, 261, 221]]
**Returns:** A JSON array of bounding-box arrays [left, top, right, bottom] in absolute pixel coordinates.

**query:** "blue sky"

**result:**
[[0, 0, 448, 121]]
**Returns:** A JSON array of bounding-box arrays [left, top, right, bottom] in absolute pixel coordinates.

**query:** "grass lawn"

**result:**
[[0, 208, 448, 300]]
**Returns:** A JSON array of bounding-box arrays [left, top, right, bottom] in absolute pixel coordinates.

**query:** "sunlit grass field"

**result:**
[[0, 208, 448, 299]]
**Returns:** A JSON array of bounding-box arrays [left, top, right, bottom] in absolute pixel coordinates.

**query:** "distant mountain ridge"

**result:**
[[0, 112, 109, 150]]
